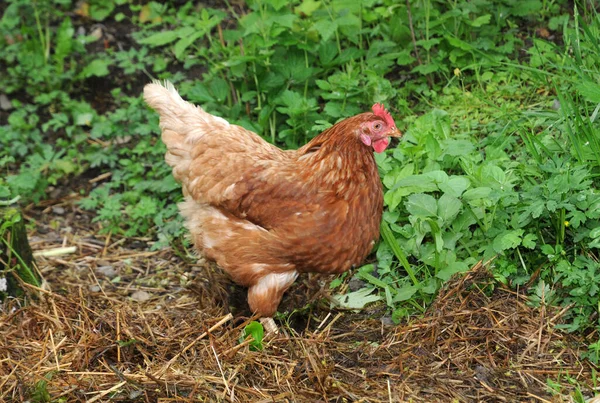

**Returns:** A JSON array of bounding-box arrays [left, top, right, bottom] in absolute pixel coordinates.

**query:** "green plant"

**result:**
[[239, 321, 264, 351]]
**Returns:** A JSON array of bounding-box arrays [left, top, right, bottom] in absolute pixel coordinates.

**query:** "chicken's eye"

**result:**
[[373, 122, 383, 131]]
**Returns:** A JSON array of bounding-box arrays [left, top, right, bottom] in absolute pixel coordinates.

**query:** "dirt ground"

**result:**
[[0, 197, 597, 402]]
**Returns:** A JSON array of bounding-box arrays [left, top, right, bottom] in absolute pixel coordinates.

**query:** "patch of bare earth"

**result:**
[[0, 198, 596, 402]]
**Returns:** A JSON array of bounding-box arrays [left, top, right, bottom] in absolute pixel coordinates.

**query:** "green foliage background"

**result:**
[[2, 0, 600, 362]]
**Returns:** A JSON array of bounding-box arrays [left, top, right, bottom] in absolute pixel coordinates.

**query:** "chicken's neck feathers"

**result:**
[[295, 120, 380, 197]]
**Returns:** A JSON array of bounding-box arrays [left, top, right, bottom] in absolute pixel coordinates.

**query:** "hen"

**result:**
[[144, 81, 401, 332]]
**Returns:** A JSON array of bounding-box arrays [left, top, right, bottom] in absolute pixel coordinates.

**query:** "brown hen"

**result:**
[[144, 81, 401, 331]]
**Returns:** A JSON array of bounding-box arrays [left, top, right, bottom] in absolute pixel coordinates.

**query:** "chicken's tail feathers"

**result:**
[[143, 80, 230, 135], [144, 80, 230, 183]]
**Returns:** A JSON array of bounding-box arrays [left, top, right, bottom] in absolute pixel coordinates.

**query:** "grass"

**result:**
[[1, 0, 600, 398]]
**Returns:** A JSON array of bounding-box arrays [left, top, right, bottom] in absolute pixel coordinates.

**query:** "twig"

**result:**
[[33, 246, 77, 257], [88, 172, 112, 184], [86, 381, 127, 403]]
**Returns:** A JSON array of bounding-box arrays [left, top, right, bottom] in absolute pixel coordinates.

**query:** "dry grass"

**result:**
[[0, 200, 597, 402]]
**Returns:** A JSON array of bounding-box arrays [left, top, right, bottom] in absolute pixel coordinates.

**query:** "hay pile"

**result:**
[[0, 201, 596, 402]]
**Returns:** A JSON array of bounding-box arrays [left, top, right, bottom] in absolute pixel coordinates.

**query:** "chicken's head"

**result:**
[[359, 104, 401, 153]]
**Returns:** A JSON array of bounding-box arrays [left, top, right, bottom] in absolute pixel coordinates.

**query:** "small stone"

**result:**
[[552, 99, 561, 110], [52, 206, 66, 215], [130, 290, 151, 302], [96, 265, 118, 278], [89, 285, 100, 292], [90, 25, 103, 40], [0, 94, 12, 111], [348, 278, 366, 292], [380, 315, 394, 326]]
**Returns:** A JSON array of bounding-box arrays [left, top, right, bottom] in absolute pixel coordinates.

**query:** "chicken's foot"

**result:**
[[260, 317, 279, 336]]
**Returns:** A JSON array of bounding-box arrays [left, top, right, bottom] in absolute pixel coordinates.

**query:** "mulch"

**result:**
[[0, 197, 597, 402]]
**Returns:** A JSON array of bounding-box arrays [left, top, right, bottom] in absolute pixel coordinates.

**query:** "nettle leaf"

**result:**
[[265, 0, 288, 11], [314, 19, 338, 42], [406, 194, 438, 218], [469, 14, 491, 27], [576, 81, 600, 104], [209, 78, 230, 102], [437, 193, 462, 222], [295, 0, 321, 16], [318, 42, 338, 66], [492, 230, 524, 253], [187, 83, 215, 103], [270, 13, 297, 28], [81, 59, 111, 78]]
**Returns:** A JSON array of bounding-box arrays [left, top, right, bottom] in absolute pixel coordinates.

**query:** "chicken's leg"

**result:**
[[247, 271, 299, 335]]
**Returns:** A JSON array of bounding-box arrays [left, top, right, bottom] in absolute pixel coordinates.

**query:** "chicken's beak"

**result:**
[[388, 126, 402, 138]]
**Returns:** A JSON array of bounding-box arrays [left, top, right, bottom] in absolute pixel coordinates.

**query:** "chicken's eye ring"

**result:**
[[373, 122, 383, 131]]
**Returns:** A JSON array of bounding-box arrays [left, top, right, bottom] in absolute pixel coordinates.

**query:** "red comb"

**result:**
[[372, 103, 395, 128]]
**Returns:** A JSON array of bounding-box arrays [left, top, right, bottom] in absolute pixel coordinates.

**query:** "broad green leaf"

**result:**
[[462, 187, 492, 201], [333, 288, 382, 309], [394, 285, 418, 302], [423, 170, 448, 184], [90, 2, 115, 21], [589, 227, 600, 239], [383, 163, 414, 189], [406, 193, 438, 217], [137, 30, 179, 46], [436, 261, 468, 281], [174, 31, 205, 60], [0, 186, 10, 199], [437, 193, 462, 222], [240, 321, 264, 351], [445, 35, 474, 51], [74, 112, 94, 126], [439, 176, 470, 197]]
